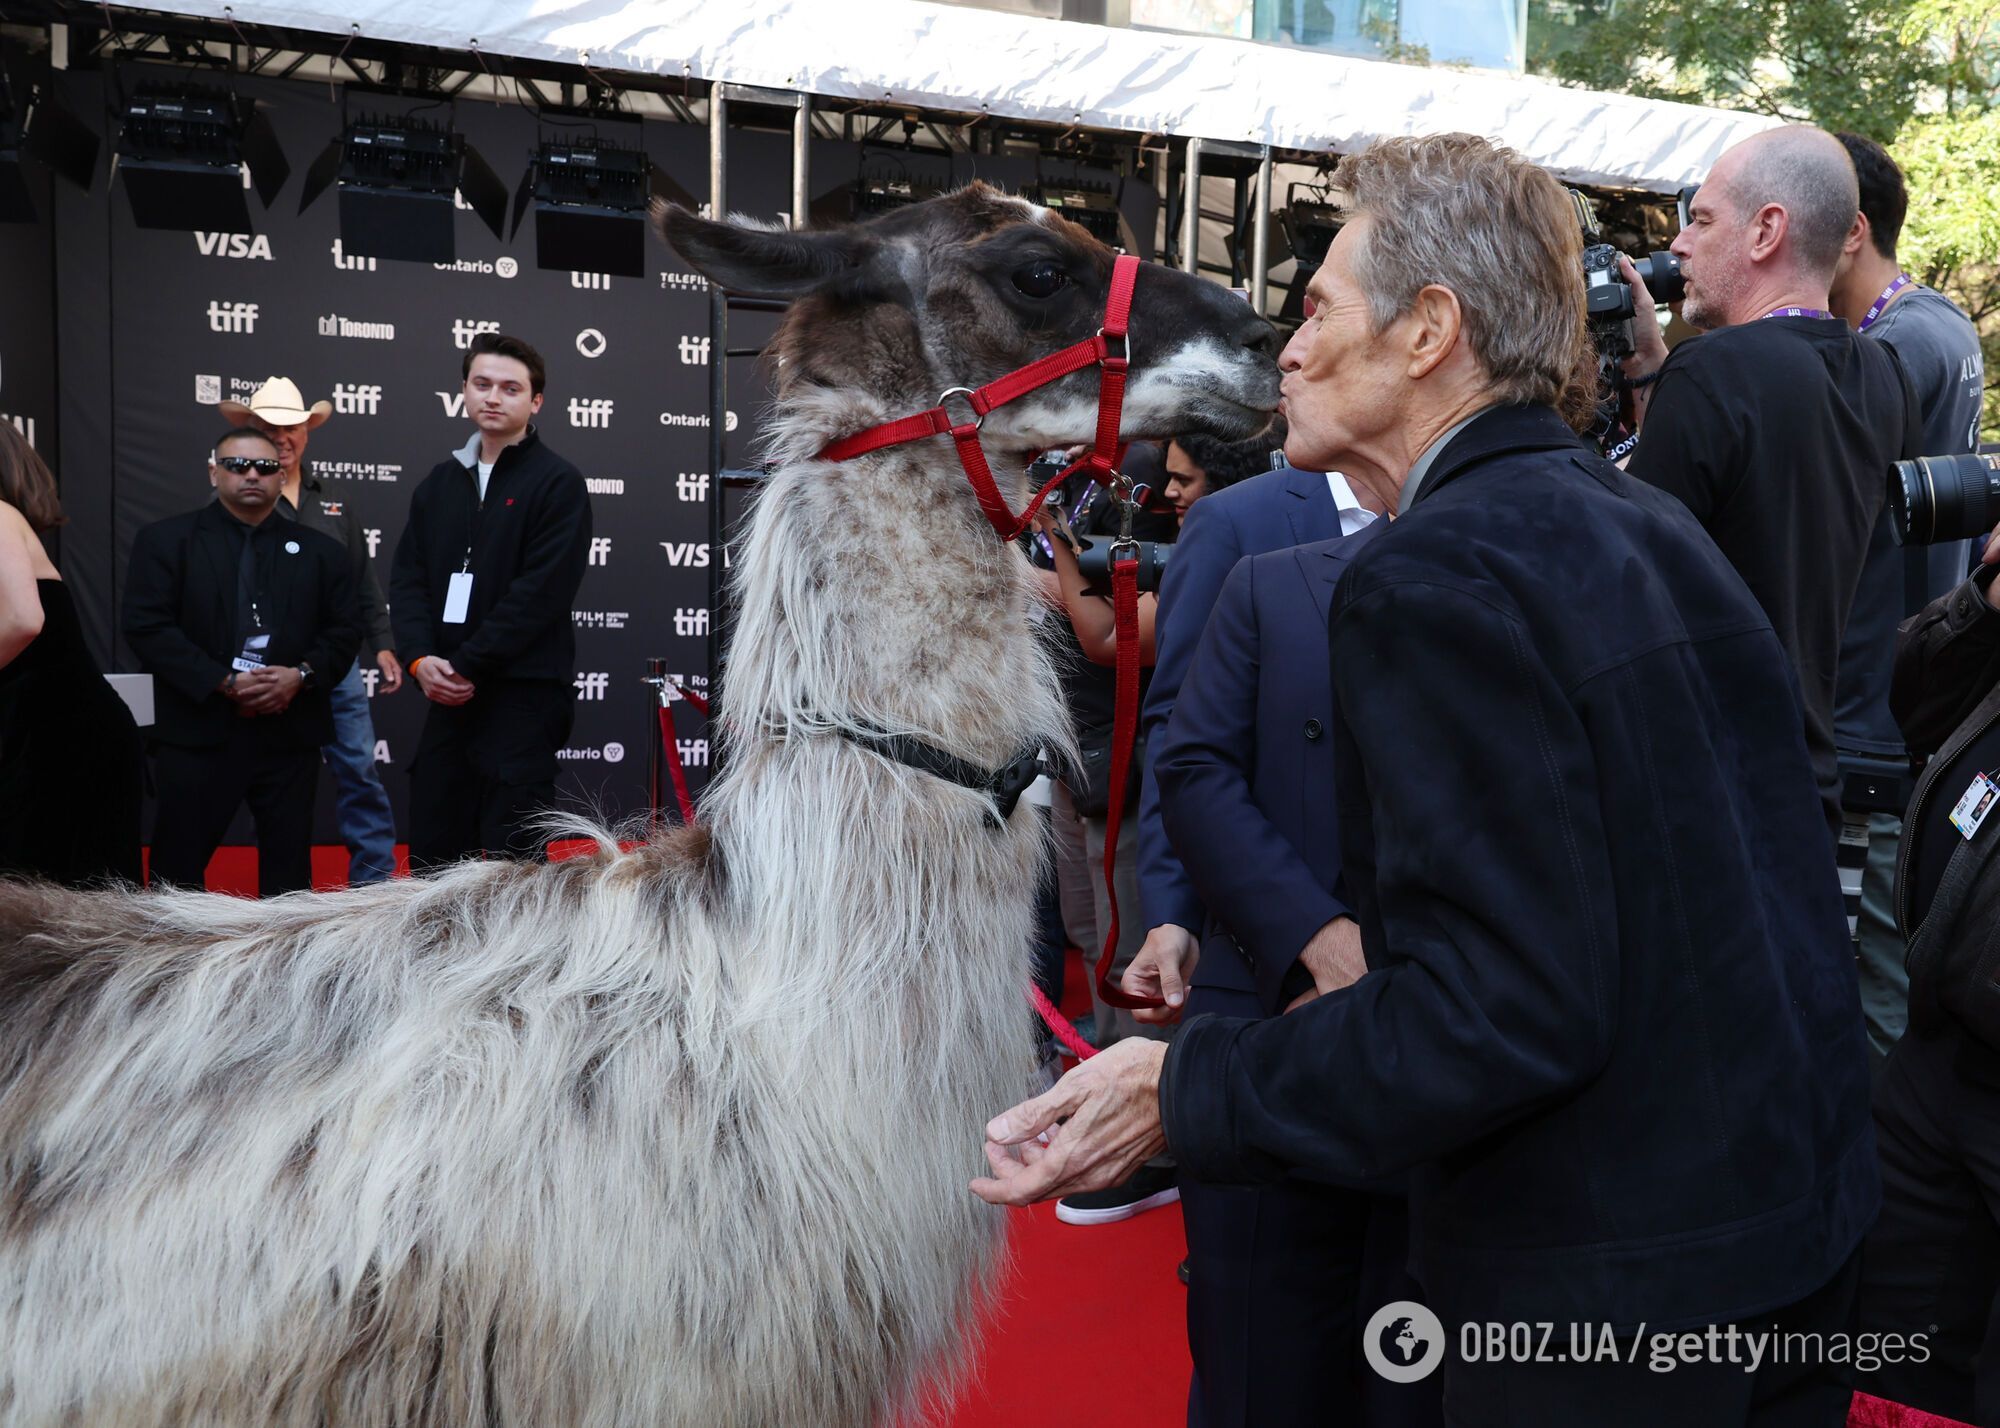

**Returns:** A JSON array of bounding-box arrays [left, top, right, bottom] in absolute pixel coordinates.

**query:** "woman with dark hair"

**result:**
[[0, 423, 145, 886]]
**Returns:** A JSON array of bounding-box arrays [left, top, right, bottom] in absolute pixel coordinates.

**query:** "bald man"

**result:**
[[1623, 125, 1922, 838]]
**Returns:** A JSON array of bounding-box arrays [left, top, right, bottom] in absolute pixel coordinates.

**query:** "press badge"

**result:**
[[1949, 773, 1999, 840], [231, 632, 270, 673], [443, 571, 474, 624]]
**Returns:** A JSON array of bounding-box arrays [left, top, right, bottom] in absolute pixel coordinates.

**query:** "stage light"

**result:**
[[298, 116, 505, 264], [509, 138, 691, 279], [1279, 182, 1343, 271], [1031, 176, 1124, 249], [115, 83, 286, 233]]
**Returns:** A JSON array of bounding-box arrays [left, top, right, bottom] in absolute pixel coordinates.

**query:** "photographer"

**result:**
[[1828, 131, 1989, 1070], [1622, 125, 1921, 836], [1856, 537, 2000, 1425]]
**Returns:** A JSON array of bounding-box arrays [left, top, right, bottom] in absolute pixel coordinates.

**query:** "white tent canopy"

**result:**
[[126, 0, 1774, 193]]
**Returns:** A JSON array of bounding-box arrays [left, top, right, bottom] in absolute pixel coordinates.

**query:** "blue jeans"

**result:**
[[323, 661, 397, 883]]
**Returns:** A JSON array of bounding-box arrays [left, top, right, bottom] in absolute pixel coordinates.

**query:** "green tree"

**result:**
[[1532, 0, 2000, 435]]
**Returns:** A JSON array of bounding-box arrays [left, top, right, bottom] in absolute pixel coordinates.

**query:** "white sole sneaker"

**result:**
[[1054, 1183, 1181, 1226]]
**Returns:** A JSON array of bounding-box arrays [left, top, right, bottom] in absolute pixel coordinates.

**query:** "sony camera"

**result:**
[[1888, 452, 2000, 546], [1583, 243, 1686, 364]]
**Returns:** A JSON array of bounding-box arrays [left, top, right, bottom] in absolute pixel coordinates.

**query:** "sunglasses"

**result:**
[[216, 456, 282, 475]]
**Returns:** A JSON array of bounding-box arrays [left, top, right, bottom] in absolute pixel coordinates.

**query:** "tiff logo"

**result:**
[[567, 398, 614, 429], [436, 391, 467, 419], [574, 671, 611, 701], [676, 738, 710, 768], [364, 527, 382, 558], [333, 384, 383, 416], [360, 667, 380, 697], [207, 301, 259, 334], [674, 607, 710, 637], [676, 472, 710, 502], [571, 272, 612, 290], [452, 318, 501, 350], [3, 414, 34, 447], [331, 239, 377, 272], [588, 537, 612, 566], [195, 232, 273, 260], [677, 335, 711, 365]]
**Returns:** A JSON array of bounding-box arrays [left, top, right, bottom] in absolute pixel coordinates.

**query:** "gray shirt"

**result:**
[[1834, 284, 1987, 758]]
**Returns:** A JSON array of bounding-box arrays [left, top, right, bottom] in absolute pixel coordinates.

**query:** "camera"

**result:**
[[1075, 539, 1170, 595], [1583, 243, 1686, 363], [1888, 452, 2000, 546]]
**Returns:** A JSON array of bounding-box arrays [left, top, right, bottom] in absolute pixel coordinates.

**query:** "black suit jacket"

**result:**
[[1162, 405, 1878, 1332], [122, 502, 361, 749]]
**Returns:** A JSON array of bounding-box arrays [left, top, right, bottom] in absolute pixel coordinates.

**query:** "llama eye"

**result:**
[[1010, 262, 1069, 299]]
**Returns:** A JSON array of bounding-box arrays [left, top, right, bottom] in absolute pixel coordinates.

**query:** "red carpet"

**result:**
[[185, 850, 1974, 1428]]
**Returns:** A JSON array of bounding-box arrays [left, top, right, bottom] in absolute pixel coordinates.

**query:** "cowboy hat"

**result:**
[[220, 376, 333, 430]]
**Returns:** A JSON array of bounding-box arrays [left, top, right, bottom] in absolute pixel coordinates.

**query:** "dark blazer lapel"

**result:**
[[1299, 541, 1348, 623], [265, 522, 297, 645], [193, 502, 241, 643], [1282, 465, 1328, 545], [1415, 405, 1588, 508]]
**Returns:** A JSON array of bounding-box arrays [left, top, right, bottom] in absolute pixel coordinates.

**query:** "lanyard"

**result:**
[[1761, 305, 1836, 321], [1857, 274, 1912, 332]]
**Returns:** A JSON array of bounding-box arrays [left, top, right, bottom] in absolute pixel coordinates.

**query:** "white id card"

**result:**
[[1949, 773, 1999, 840], [443, 571, 474, 624], [231, 631, 270, 673]]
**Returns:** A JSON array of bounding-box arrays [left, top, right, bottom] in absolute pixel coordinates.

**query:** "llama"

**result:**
[[0, 184, 1279, 1427]]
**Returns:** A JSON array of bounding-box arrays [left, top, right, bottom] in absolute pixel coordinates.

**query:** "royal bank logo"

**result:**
[[319, 313, 397, 341], [195, 232, 273, 260], [585, 477, 625, 496], [195, 374, 223, 405]]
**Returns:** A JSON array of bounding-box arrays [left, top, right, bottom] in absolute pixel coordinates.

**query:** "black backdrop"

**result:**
[[4, 62, 1158, 843]]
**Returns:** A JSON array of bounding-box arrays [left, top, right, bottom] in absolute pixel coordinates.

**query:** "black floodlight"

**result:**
[[0, 60, 100, 223], [1279, 182, 1343, 271], [115, 83, 287, 232], [509, 138, 691, 278], [299, 115, 505, 264]]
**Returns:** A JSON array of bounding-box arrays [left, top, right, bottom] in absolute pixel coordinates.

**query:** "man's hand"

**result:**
[[376, 648, 405, 695], [235, 665, 303, 716], [1615, 255, 1671, 434], [413, 655, 475, 706], [1285, 915, 1368, 1014], [970, 1038, 1169, 1207], [1123, 923, 1199, 1023]]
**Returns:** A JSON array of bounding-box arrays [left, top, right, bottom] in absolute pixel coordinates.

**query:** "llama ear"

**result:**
[[654, 203, 868, 299]]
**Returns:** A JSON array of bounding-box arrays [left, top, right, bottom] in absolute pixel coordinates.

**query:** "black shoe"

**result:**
[[1055, 1164, 1181, 1226], [1176, 1257, 1191, 1285]]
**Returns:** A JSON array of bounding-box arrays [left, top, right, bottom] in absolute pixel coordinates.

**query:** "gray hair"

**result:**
[[1334, 133, 1589, 412], [1719, 125, 1859, 281]]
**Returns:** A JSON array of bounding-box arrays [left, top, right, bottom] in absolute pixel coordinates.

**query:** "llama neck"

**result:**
[[718, 421, 1068, 772]]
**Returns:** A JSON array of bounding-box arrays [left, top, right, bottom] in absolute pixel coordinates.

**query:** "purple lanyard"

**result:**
[[1857, 274, 1912, 332], [1762, 305, 1837, 321]]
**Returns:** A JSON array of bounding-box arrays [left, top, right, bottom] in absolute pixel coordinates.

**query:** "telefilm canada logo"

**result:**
[[316, 460, 403, 483], [572, 610, 630, 630]]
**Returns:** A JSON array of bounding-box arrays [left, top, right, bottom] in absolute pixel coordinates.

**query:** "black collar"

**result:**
[[835, 726, 1043, 828], [1411, 404, 1589, 509]]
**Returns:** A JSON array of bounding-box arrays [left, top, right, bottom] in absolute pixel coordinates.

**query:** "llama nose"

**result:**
[[1236, 312, 1281, 361]]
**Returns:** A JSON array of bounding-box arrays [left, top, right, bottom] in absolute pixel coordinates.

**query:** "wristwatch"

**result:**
[[296, 661, 316, 690]]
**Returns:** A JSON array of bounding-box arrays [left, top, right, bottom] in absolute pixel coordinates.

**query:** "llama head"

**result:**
[[656, 183, 1281, 456]]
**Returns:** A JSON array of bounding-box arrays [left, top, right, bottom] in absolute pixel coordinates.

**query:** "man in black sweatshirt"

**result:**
[[390, 333, 592, 868]]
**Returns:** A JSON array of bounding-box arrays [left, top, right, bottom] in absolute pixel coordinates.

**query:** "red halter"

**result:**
[[820, 254, 1140, 540]]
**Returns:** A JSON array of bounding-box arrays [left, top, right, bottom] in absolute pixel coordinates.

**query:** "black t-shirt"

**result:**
[[1629, 316, 1919, 828]]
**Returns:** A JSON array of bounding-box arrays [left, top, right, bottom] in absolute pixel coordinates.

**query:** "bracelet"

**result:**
[[407, 655, 428, 677], [1626, 369, 1664, 389]]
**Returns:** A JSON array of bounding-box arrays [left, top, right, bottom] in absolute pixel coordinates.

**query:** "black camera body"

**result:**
[[1583, 242, 1685, 364], [1075, 539, 1170, 595]]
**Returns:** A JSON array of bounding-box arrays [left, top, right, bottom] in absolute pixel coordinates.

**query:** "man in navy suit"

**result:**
[[975, 133, 1875, 1427], [1143, 516, 1442, 1428]]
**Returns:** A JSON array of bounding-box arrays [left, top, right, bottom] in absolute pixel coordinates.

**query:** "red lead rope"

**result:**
[[818, 252, 1163, 1027]]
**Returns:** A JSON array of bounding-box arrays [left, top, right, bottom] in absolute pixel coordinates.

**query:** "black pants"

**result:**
[[149, 729, 317, 896], [1441, 1251, 1862, 1428], [1182, 985, 1443, 1428], [1858, 1017, 2000, 1426], [408, 680, 572, 871]]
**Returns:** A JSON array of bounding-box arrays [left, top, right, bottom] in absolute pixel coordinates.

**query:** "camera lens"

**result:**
[[1633, 252, 1686, 304], [1888, 453, 2000, 546]]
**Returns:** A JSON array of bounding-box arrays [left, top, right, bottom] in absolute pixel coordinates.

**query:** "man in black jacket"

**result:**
[[123, 428, 362, 895], [974, 134, 1877, 1426], [390, 333, 592, 868]]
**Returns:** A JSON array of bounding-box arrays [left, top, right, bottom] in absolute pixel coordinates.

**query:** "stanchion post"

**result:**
[[706, 84, 728, 725], [1250, 145, 1272, 316], [1180, 136, 1204, 275], [643, 656, 669, 824]]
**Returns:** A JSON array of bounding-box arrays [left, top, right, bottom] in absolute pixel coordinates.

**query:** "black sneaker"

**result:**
[[1055, 1164, 1181, 1226]]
